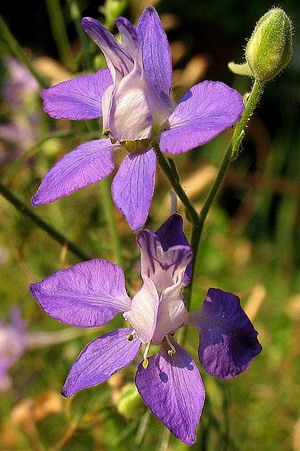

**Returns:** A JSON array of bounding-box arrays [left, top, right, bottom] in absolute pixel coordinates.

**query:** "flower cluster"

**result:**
[[30, 214, 261, 445], [32, 6, 244, 230]]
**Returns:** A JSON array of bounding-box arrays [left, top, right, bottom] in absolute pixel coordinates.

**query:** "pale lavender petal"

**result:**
[[32, 139, 115, 206], [41, 69, 112, 120], [62, 328, 141, 397], [123, 276, 159, 344], [137, 230, 192, 292], [160, 81, 244, 154], [189, 288, 262, 379], [155, 214, 192, 285], [81, 17, 133, 80], [135, 339, 205, 445], [108, 69, 153, 141], [30, 259, 131, 327], [112, 148, 156, 231], [152, 285, 187, 345], [136, 6, 173, 109]]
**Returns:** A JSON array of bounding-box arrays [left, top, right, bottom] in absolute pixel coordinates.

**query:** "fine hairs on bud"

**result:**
[[229, 8, 293, 82]]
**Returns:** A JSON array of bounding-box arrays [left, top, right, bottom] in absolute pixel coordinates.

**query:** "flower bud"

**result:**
[[245, 8, 293, 81]]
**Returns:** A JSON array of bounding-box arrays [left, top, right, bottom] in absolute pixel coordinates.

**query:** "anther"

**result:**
[[166, 335, 176, 356]]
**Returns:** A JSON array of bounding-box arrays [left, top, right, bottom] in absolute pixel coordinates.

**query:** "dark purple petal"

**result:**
[[160, 81, 244, 154], [29, 259, 131, 327], [32, 139, 115, 206], [137, 229, 192, 292], [112, 148, 156, 230], [136, 6, 173, 109], [41, 69, 112, 120], [155, 214, 192, 285], [62, 328, 141, 397], [135, 339, 205, 445], [82, 17, 133, 79], [189, 288, 262, 379]]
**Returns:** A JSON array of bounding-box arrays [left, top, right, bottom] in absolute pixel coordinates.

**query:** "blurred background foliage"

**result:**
[[0, 0, 300, 450]]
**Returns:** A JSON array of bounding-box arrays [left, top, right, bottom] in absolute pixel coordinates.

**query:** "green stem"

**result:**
[[66, 0, 92, 69], [156, 80, 264, 311], [154, 145, 200, 226], [0, 15, 49, 89], [100, 177, 123, 267], [197, 79, 264, 241], [0, 182, 91, 261], [188, 79, 265, 304], [45, 0, 76, 72]]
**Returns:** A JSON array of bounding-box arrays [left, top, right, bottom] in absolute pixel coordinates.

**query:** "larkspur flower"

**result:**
[[32, 6, 245, 230], [29, 214, 261, 445], [0, 309, 27, 391]]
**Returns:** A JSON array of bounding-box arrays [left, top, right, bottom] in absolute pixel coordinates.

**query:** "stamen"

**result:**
[[166, 335, 176, 356], [102, 128, 110, 136], [126, 330, 136, 341], [142, 342, 151, 370], [142, 359, 149, 369]]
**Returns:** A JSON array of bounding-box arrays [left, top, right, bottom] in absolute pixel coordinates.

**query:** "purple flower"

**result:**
[[29, 214, 261, 445], [0, 309, 27, 391], [0, 58, 40, 163], [32, 6, 245, 230]]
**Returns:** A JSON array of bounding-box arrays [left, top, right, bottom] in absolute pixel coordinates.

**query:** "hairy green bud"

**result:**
[[229, 8, 293, 82], [245, 8, 293, 81]]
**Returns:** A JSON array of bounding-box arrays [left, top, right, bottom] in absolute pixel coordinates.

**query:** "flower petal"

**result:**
[[189, 288, 262, 379], [136, 6, 173, 109], [155, 214, 192, 285], [152, 285, 187, 345], [137, 229, 192, 292], [30, 259, 131, 327], [124, 276, 159, 344], [41, 69, 112, 120], [32, 139, 115, 206], [108, 69, 153, 141], [135, 339, 205, 445], [112, 148, 156, 230], [62, 328, 141, 397], [160, 81, 244, 154], [81, 17, 133, 81]]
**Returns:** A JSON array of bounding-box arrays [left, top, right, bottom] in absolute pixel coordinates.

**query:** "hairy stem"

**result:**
[[0, 182, 91, 261]]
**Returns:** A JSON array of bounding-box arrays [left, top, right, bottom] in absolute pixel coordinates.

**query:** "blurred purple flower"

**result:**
[[0, 58, 40, 163], [30, 214, 261, 445], [33, 6, 244, 230], [2, 57, 39, 109], [0, 309, 27, 391]]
